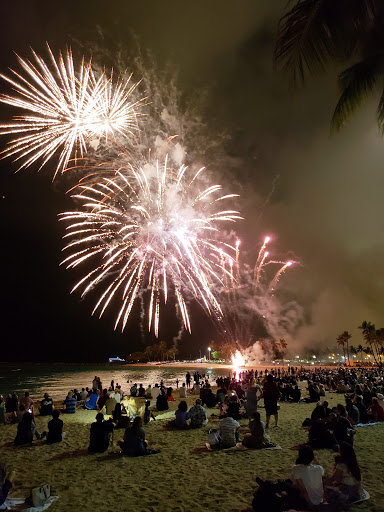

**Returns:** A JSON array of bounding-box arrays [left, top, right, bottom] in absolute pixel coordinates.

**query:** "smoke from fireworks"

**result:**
[[0, 45, 144, 179], [216, 236, 299, 358], [60, 155, 242, 336]]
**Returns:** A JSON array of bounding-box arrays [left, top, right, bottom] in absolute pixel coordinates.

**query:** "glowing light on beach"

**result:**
[[60, 155, 242, 336], [231, 350, 245, 373], [0, 45, 143, 178]]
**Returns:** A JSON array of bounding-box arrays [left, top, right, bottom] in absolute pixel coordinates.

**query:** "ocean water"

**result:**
[[0, 363, 233, 400]]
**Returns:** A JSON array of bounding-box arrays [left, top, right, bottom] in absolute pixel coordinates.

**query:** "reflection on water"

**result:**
[[0, 364, 233, 400]]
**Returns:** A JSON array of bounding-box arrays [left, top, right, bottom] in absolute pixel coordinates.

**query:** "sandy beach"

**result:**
[[1, 384, 383, 512]]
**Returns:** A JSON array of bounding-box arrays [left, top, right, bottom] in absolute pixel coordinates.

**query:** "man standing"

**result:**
[[186, 372, 191, 389]]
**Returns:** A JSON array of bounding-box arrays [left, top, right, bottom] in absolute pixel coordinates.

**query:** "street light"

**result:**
[[208, 347, 211, 360]]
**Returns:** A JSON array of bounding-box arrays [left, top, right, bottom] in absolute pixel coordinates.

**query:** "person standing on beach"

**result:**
[[263, 374, 281, 428], [186, 372, 191, 389]]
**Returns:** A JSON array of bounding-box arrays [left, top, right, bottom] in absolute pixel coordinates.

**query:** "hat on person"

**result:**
[[377, 393, 384, 400]]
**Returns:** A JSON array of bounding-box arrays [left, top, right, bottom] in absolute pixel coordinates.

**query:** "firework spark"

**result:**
[[0, 45, 144, 178], [59, 155, 242, 336]]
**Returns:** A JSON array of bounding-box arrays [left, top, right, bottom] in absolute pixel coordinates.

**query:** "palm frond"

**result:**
[[275, 0, 381, 85], [275, 0, 332, 84], [331, 55, 384, 131]]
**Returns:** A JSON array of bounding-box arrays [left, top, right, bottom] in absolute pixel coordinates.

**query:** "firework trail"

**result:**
[[216, 237, 296, 352], [0, 45, 144, 178], [60, 155, 242, 336]]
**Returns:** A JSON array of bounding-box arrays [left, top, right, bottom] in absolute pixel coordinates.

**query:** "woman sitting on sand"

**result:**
[[242, 412, 275, 449], [367, 397, 384, 422], [291, 444, 325, 509], [156, 390, 169, 411], [14, 412, 45, 445], [47, 410, 65, 444], [327, 442, 362, 503], [119, 416, 146, 456], [171, 401, 190, 429]]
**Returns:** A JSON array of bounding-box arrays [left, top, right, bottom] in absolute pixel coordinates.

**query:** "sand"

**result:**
[[1, 389, 383, 512]]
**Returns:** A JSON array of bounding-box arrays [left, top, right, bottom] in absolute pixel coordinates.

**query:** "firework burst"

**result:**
[[0, 45, 144, 178], [59, 155, 242, 336]]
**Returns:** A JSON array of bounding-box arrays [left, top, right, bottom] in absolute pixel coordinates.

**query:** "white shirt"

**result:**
[[151, 387, 160, 399], [291, 464, 324, 505], [179, 387, 187, 398]]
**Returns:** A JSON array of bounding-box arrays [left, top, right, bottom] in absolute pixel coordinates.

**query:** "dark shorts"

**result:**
[[264, 399, 278, 416]]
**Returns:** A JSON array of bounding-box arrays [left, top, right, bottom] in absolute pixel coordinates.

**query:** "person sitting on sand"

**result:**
[[88, 413, 115, 453], [345, 398, 360, 425], [39, 393, 53, 416], [308, 407, 338, 451], [219, 411, 240, 448], [105, 394, 117, 416], [291, 385, 301, 402], [14, 412, 45, 445], [227, 395, 242, 420], [191, 382, 200, 395], [332, 405, 355, 446], [85, 390, 99, 410], [354, 395, 368, 424], [156, 390, 169, 411], [47, 410, 65, 444], [98, 389, 110, 410], [367, 397, 384, 422], [130, 383, 138, 397], [179, 383, 187, 398], [242, 411, 275, 449], [143, 401, 156, 425], [62, 391, 76, 414], [151, 384, 160, 400], [167, 387, 175, 401], [204, 388, 217, 408], [291, 444, 325, 509], [327, 442, 362, 503], [119, 416, 146, 456], [172, 401, 190, 428], [145, 385, 152, 399], [0, 464, 16, 509], [189, 399, 208, 428], [138, 384, 145, 397], [5, 394, 18, 416]]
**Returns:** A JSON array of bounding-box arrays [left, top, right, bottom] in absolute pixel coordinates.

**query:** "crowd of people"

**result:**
[[1, 365, 384, 510]]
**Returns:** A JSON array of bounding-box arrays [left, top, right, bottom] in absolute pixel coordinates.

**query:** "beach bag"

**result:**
[[208, 429, 220, 446], [31, 484, 51, 507]]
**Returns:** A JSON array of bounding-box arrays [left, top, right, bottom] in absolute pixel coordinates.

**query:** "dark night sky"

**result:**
[[1, 1, 383, 361]]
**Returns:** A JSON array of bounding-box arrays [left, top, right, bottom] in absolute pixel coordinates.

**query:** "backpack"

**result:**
[[252, 477, 305, 512]]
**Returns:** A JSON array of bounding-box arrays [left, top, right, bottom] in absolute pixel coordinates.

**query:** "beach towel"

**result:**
[[0, 496, 58, 510], [355, 422, 380, 427]]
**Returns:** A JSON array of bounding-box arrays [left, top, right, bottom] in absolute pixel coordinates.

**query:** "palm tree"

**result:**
[[275, 1, 384, 131], [356, 344, 365, 363], [358, 321, 383, 368], [336, 332, 346, 362]]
